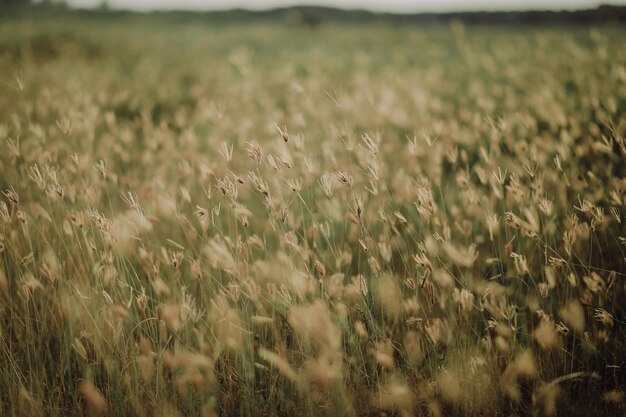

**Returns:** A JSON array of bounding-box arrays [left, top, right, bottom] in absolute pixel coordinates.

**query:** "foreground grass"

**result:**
[[0, 15, 625, 416]]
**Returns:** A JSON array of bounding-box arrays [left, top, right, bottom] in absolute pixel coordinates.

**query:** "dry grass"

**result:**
[[0, 15, 625, 417]]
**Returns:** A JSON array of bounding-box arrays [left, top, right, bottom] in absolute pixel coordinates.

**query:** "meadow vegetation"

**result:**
[[0, 15, 625, 416]]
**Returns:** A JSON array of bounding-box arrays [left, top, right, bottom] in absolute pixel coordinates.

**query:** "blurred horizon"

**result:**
[[58, 0, 626, 13]]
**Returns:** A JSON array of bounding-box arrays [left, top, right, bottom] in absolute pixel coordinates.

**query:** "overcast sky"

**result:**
[[65, 0, 625, 13]]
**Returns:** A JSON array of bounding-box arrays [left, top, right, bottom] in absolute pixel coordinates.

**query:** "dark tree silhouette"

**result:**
[[0, 0, 32, 9]]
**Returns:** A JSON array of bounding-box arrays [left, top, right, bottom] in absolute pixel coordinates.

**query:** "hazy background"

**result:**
[[62, 0, 626, 13]]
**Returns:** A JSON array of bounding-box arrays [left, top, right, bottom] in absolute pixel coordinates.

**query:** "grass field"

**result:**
[[0, 13, 625, 416]]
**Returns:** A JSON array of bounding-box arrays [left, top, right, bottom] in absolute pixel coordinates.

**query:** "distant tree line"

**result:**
[[1, 2, 625, 25], [0, 0, 35, 11], [0, 0, 71, 9], [0, 0, 30, 6]]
